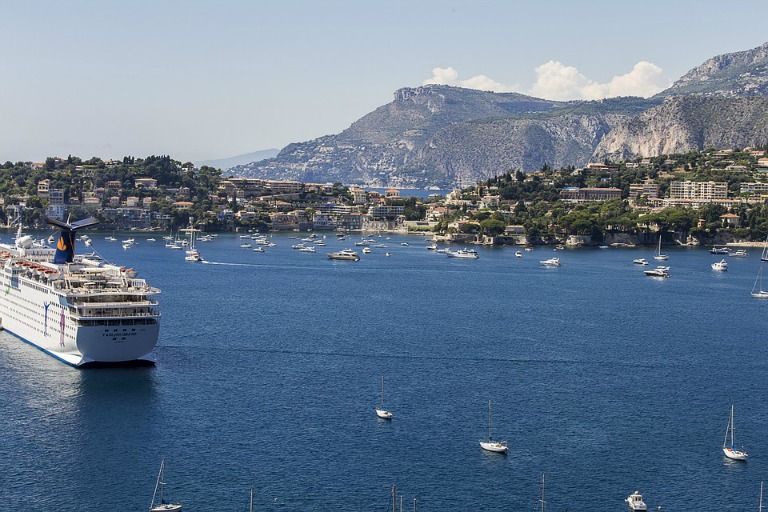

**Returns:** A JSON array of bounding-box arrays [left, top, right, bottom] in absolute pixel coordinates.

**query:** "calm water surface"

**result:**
[[1, 233, 767, 511]]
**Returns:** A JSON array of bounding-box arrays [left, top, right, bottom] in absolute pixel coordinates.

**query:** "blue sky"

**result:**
[[1, 0, 766, 163]]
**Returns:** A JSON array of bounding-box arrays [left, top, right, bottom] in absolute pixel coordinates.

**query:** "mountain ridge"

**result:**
[[229, 41, 768, 187]]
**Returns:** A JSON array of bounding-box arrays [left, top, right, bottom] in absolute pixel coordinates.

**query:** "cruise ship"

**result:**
[[0, 217, 161, 366]]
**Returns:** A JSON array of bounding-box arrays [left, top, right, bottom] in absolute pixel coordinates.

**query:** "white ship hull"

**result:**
[[0, 218, 161, 367], [0, 268, 160, 366]]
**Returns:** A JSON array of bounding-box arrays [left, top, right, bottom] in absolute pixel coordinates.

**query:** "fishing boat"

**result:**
[[626, 490, 647, 511], [375, 375, 393, 419], [479, 400, 508, 453], [722, 404, 748, 460], [148, 459, 182, 512], [653, 235, 668, 261]]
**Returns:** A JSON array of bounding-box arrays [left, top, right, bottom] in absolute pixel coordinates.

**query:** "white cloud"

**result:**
[[529, 61, 592, 100], [423, 67, 519, 93], [423, 61, 670, 100]]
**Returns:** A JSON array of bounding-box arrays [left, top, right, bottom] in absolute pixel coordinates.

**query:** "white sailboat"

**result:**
[[182, 227, 202, 262], [149, 459, 182, 511], [753, 240, 768, 298], [722, 404, 748, 461], [653, 235, 668, 261], [479, 400, 508, 453], [375, 375, 393, 419]]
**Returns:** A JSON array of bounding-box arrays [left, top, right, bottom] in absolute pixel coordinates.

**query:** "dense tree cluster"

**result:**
[[3, 145, 768, 241]]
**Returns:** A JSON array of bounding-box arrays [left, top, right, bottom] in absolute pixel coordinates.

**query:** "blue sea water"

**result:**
[[1, 234, 767, 511]]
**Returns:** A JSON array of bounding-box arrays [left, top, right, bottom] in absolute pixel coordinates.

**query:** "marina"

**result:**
[[1, 231, 768, 510]]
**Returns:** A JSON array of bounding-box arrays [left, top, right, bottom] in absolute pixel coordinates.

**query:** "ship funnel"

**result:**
[[45, 217, 100, 264]]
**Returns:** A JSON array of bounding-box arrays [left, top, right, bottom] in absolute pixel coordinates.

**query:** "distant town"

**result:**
[[3, 146, 768, 246]]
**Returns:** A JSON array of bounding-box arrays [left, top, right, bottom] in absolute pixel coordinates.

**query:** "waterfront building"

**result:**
[[369, 205, 405, 219]]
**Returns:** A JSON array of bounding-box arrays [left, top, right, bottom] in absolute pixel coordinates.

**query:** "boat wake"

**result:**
[[201, 261, 262, 268]]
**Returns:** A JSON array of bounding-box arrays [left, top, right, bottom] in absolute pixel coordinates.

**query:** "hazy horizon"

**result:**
[[1, 0, 766, 164]]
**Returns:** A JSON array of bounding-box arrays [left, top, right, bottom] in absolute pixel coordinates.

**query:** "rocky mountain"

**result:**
[[594, 41, 768, 162], [593, 96, 768, 162], [231, 88, 654, 188], [231, 41, 768, 188], [656, 41, 768, 98]]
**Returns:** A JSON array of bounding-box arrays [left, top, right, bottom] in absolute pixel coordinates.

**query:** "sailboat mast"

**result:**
[[488, 400, 492, 440], [381, 375, 385, 407], [150, 459, 164, 511], [731, 405, 735, 447], [760, 481, 763, 512], [540, 473, 545, 512]]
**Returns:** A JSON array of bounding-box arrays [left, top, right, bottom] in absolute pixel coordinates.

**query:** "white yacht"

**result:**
[[0, 217, 160, 366], [446, 248, 479, 259], [711, 259, 728, 271], [327, 249, 360, 261], [633, 258, 649, 266], [626, 490, 646, 511], [644, 266, 670, 278], [539, 257, 561, 267]]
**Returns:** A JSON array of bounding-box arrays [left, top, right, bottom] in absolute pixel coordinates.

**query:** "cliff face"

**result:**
[[593, 96, 768, 162], [232, 86, 649, 188], [230, 42, 768, 187]]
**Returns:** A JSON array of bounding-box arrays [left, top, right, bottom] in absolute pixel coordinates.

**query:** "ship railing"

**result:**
[[69, 298, 160, 307], [74, 309, 161, 320]]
